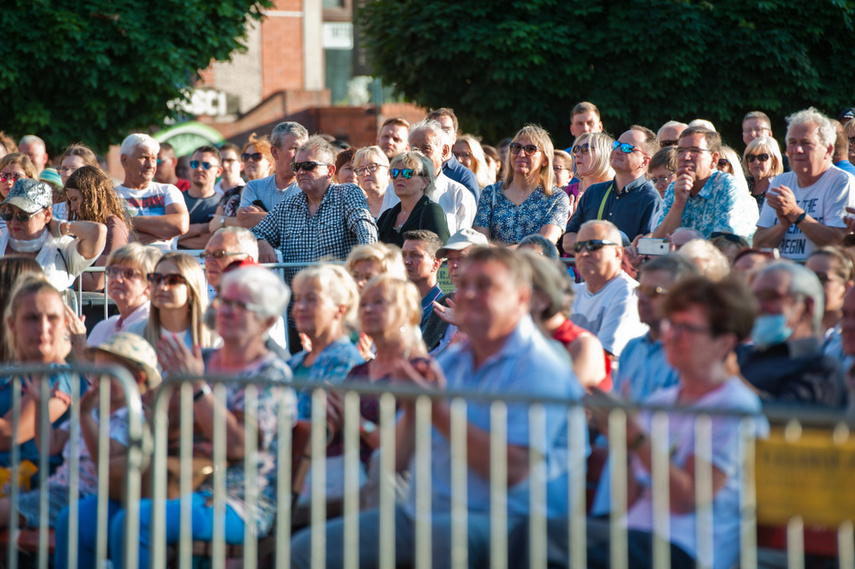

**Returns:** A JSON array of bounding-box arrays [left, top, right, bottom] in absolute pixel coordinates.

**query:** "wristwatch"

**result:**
[[193, 383, 212, 402]]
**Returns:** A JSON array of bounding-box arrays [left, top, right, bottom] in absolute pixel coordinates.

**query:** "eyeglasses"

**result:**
[[391, 168, 416, 179], [241, 152, 264, 162], [106, 266, 142, 280], [509, 143, 539, 156], [612, 141, 646, 155], [676, 146, 711, 156], [291, 161, 331, 172], [0, 172, 24, 184], [190, 160, 216, 170], [812, 272, 843, 285], [650, 174, 675, 186], [573, 239, 619, 253], [58, 166, 79, 175], [214, 296, 265, 314], [636, 285, 669, 298], [453, 151, 472, 161], [745, 153, 770, 163], [572, 144, 590, 156], [661, 319, 711, 336], [1, 209, 37, 223], [354, 163, 385, 176], [146, 273, 187, 287], [660, 139, 678, 147], [199, 250, 246, 262]]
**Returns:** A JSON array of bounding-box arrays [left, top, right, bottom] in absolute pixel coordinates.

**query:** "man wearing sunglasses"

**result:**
[[564, 126, 661, 255], [570, 220, 647, 364], [177, 146, 224, 250], [154, 142, 190, 192], [652, 126, 758, 241], [237, 121, 308, 229], [755, 108, 855, 261]]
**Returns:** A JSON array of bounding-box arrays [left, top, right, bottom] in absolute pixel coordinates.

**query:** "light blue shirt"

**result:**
[[611, 332, 680, 402], [405, 315, 587, 519]]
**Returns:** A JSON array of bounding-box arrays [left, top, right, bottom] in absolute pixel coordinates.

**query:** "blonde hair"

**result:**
[[4, 276, 62, 361], [742, 136, 784, 179], [145, 253, 212, 349], [360, 275, 427, 356], [572, 132, 615, 181], [292, 264, 360, 329], [345, 243, 407, 280], [678, 239, 730, 282], [353, 145, 390, 169], [456, 135, 491, 189], [505, 124, 556, 195]]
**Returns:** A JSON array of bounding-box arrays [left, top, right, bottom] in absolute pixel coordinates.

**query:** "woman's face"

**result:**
[[662, 305, 724, 376], [510, 135, 546, 177], [60, 155, 87, 185], [806, 254, 850, 313], [66, 188, 83, 216], [452, 141, 474, 171], [356, 161, 390, 194], [572, 140, 592, 177], [215, 281, 269, 342], [359, 286, 403, 339], [552, 155, 572, 188], [350, 259, 383, 291], [243, 144, 272, 181], [484, 156, 500, 185], [8, 290, 67, 363], [291, 278, 343, 339], [0, 163, 27, 199], [745, 149, 773, 181], [106, 263, 149, 309], [392, 165, 428, 200], [150, 260, 190, 312], [337, 161, 357, 185], [4, 205, 49, 241]]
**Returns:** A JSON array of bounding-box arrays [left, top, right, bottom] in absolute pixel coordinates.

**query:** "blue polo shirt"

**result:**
[[565, 176, 661, 239], [442, 155, 480, 200]]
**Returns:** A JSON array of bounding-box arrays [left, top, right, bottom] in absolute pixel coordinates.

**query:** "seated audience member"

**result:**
[[0, 278, 86, 466], [482, 144, 502, 187], [427, 107, 481, 199], [718, 145, 750, 196], [570, 220, 647, 363], [289, 264, 363, 419], [570, 101, 604, 137], [116, 134, 189, 251], [738, 262, 846, 407], [677, 238, 730, 281], [64, 166, 132, 291], [732, 248, 777, 281], [709, 231, 749, 265], [805, 246, 854, 361], [667, 226, 703, 250], [291, 246, 586, 569], [474, 124, 570, 246], [345, 242, 407, 293], [564, 126, 661, 252], [831, 119, 855, 176], [334, 147, 357, 185], [563, 132, 616, 212], [841, 287, 855, 411], [377, 151, 450, 247], [656, 120, 687, 147], [376, 116, 410, 161], [401, 230, 444, 330], [647, 146, 678, 198], [209, 142, 253, 232], [755, 108, 855, 261], [177, 145, 223, 249], [0, 179, 106, 291], [53, 332, 162, 569], [552, 149, 574, 207], [0, 257, 43, 362], [453, 134, 492, 195], [518, 233, 560, 259], [58, 144, 99, 186], [213, 142, 244, 196], [0, 332, 158, 534], [154, 142, 189, 192], [126, 252, 216, 351], [353, 145, 394, 219], [743, 136, 784, 210], [652, 126, 759, 240], [521, 250, 610, 389], [0, 153, 36, 205], [110, 264, 296, 569]]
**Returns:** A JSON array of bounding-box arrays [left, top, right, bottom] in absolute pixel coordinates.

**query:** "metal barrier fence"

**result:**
[[2, 367, 852, 569]]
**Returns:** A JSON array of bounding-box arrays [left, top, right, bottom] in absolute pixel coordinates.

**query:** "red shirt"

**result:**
[[551, 318, 613, 391]]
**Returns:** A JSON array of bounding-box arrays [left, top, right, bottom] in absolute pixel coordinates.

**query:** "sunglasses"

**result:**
[[214, 296, 264, 313], [612, 141, 645, 155], [573, 239, 619, 253], [745, 153, 770, 163], [241, 152, 264, 162], [190, 160, 216, 170], [453, 151, 472, 161], [1, 209, 37, 223], [572, 144, 590, 156], [636, 285, 669, 298], [106, 266, 142, 280], [291, 161, 331, 172], [199, 249, 246, 261], [718, 158, 731, 169], [391, 168, 416, 179], [660, 139, 678, 147], [0, 172, 24, 184], [354, 163, 384, 176], [146, 273, 187, 287], [509, 142, 539, 156]]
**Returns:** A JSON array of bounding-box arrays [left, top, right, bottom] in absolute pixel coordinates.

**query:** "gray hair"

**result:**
[[270, 121, 309, 149], [579, 220, 622, 246], [786, 107, 836, 149], [120, 133, 159, 157], [18, 135, 46, 148], [297, 135, 336, 166], [677, 239, 730, 281], [353, 145, 390, 169], [687, 119, 717, 132], [390, 151, 437, 200], [518, 234, 559, 259], [760, 261, 825, 332], [657, 121, 688, 139], [220, 265, 291, 320], [213, 226, 259, 261], [639, 253, 699, 281], [409, 119, 450, 150]]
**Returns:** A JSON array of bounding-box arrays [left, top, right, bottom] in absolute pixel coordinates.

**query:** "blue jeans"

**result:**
[[54, 496, 123, 569], [108, 493, 245, 569]]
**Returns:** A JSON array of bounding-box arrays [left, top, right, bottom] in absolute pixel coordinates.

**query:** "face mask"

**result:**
[[8, 228, 49, 253], [751, 314, 792, 347]]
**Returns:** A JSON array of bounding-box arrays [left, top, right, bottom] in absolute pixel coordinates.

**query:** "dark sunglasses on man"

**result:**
[[573, 239, 619, 253], [291, 161, 331, 172]]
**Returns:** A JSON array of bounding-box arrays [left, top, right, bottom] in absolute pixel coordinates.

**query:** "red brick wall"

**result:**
[[261, 0, 304, 97]]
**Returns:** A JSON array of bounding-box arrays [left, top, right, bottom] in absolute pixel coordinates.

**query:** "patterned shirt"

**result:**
[[251, 183, 378, 282], [288, 336, 364, 420], [473, 182, 570, 244], [657, 170, 759, 238]]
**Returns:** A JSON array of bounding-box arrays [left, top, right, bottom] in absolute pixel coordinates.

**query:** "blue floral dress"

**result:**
[[473, 182, 570, 244]]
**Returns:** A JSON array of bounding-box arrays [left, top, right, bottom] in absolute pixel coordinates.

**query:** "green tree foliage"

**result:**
[[358, 0, 855, 147], [0, 0, 271, 153]]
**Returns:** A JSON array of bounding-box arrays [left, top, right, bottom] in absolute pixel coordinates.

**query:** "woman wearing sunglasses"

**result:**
[[0, 153, 37, 234], [126, 252, 217, 350], [742, 136, 784, 209], [64, 166, 133, 291], [376, 151, 450, 247], [563, 132, 615, 215], [473, 125, 570, 246], [352, 145, 394, 219]]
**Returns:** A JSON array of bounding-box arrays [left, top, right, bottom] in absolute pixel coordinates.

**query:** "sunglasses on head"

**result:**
[[146, 273, 187, 287], [573, 239, 619, 253], [1, 209, 37, 223], [612, 141, 645, 155], [509, 142, 539, 156], [290, 161, 330, 172], [745, 153, 770, 163], [391, 168, 416, 179], [190, 160, 216, 170], [241, 152, 264, 162]]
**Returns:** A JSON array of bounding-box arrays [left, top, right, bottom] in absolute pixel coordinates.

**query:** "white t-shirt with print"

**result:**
[[116, 181, 184, 251]]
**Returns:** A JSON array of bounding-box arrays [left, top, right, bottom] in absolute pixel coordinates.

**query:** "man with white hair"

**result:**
[[754, 108, 855, 261], [116, 133, 189, 251], [18, 135, 49, 176], [656, 120, 687, 147], [426, 108, 480, 198], [403, 119, 477, 233]]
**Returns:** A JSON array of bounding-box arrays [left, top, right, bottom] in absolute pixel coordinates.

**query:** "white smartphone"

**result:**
[[637, 238, 670, 256]]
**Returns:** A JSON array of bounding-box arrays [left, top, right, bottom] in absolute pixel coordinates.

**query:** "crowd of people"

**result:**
[[0, 100, 854, 568]]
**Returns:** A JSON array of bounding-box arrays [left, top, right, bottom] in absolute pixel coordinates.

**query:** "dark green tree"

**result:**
[[0, 0, 271, 153], [358, 0, 855, 148]]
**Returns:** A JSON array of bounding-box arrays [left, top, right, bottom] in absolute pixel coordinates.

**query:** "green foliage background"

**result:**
[[358, 0, 855, 148], [0, 0, 271, 154]]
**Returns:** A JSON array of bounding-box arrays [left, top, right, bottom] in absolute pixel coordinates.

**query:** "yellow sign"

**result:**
[[755, 427, 855, 526], [437, 265, 454, 295]]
